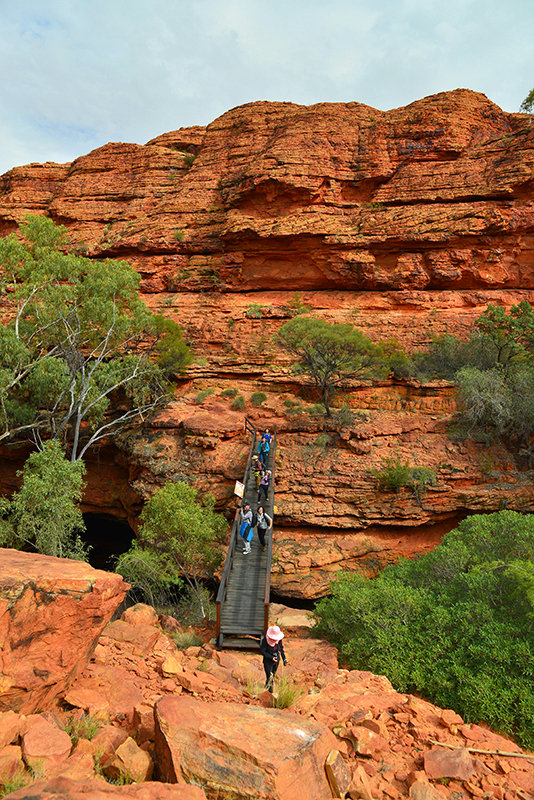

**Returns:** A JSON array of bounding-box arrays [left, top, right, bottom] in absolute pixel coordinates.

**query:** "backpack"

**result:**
[[251, 511, 258, 527]]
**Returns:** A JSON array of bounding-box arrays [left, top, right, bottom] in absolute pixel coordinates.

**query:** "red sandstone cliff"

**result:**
[[1, 89, 534, 598]]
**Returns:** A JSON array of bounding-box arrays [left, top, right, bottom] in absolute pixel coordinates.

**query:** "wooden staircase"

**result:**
[[215, 418, 276, 649]]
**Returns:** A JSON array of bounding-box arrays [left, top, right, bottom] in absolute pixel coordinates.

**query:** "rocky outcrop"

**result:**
[[0, 549, 128, 713], [2, 602, 533, 798], [154, 695, 338, 799], [1, 90, 534, 595], [5, 777, 208, 799]]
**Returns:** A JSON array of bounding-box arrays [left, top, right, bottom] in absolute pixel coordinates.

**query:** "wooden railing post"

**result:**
[[263, 424, 277, 635]]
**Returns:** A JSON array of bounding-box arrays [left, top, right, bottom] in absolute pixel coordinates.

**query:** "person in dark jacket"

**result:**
[[259, 625, 287, 689], [256, 505, 272, 550]]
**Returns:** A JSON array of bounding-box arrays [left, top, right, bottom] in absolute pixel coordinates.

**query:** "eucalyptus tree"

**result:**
[[277, 316, 384, 416], [0, 215, 191, 461]]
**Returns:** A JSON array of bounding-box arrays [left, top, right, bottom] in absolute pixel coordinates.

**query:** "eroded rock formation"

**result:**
[[0, 549, 128, 713], [1, 89, 534, 596], [2, 597, 533, 798]]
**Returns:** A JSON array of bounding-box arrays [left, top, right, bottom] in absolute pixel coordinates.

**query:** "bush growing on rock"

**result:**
[[250, 391, 266, 407], [409, 303, 534, 458], [0, 440, 88, 559], [278, 317, 386, 416], [195, 388, 214, 404], [116, 481, 226, 618], [370, 456, 437, 504], [232, 395, 246, 411], [314, 510, 534, 748]]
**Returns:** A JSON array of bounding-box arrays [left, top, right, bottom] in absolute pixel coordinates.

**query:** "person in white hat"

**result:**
[[259, 625, 287, 689]]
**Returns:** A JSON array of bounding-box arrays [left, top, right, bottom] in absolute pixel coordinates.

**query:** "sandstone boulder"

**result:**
[[0, 744, 24, 782], [423, 746, 475, 781], [0, 710, 21, 747], [102, 737, 153, 783], [20, 715, 72, 776], [0, 549, 128, 713], [64, 665, 144, 721], [155, 695, 338, 799]]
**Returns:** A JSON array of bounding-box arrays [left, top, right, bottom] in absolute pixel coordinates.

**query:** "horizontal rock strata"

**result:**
[[1, 90, 534, 595]]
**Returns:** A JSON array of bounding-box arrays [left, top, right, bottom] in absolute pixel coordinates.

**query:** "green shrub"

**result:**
[[287, 292, 311, 316], [173, 585, 216, 626], [117, 482, 225, 620], [284, 398, 304, 415], [274, 674, 304, 708], [370, 457, 436, 504], [370, 457, 412, 491], [0, 766, 30, 797], [195, 388, 214, 404], [221, 388, 239, 398], [64, 713, 102, 745], [174, 228, 184, 242], [314, 510, 534, 749], [245, 303, 265, 319], [115, 543, 177, 608], [332, 405, 355, 428], [232, 395, 246, 410], [183, 152, 196, 168], [171, 630, 202, 650], [313, 433, 331, 449], [251, 392, 267, 407], [307, 403, 327, 417]]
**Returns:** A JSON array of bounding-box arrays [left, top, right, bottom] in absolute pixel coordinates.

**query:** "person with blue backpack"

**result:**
[[238, 502, 257, 555], [258, 436, 269, 467]]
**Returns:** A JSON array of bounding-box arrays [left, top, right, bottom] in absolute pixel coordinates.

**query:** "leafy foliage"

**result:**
[[314, 510, 534, 748], [250, 391, 267, 407], [370, 456, 436, 501], [171, 630, 203, 650], [118, 481, 226, 618], [245, 303, 265, 319], [277, 317, 385, 416], [195, 388, 214, 404], [64, 713, 102, 745], [232, 395, 246, 410], [0, 215, 191, 460], [115, 542, 177, 607], [0, 440, 88, 559], [410, 303, 534, 452], [520, 88, 534, 113]]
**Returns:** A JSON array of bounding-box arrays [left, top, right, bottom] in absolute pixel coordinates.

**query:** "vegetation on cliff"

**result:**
[[0, 215, 191, 461], [314, 510, 534, 748], [0, 440, 88, 559], [406, 302, 534, 458], [116, 481, 226, 618], [277, 317, 386, 416]]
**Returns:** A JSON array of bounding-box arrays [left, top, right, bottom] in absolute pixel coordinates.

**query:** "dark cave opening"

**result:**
[[82, 512, 135, 572]]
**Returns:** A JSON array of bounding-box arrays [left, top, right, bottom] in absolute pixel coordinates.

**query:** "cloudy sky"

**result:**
[[1, 0, 533, 175]]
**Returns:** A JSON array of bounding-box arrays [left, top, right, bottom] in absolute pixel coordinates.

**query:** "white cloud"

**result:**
[[0, 0, 533, 174]]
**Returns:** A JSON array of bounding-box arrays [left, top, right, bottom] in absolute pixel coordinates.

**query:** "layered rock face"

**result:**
[[0, 549, 128, 713], [1, 89, 534, 596]]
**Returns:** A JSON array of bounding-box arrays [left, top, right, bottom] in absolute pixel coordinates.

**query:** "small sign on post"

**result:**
[[234, 480, 244, 498]]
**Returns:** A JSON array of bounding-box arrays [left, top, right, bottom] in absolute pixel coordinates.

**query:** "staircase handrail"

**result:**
[[215, 417, 258, 635], [263, 424, 276, 633]]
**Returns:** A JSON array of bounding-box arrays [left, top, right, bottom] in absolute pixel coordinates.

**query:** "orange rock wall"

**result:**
[[1, 89, 534, 597]]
